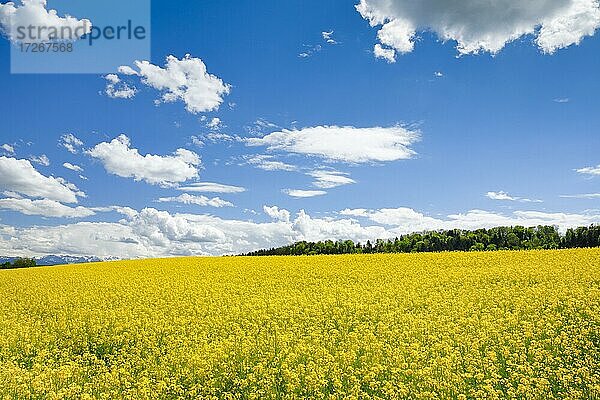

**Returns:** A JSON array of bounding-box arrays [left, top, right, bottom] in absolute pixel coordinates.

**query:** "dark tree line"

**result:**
[[244, 225, 600, 256], [0, 258, 37, 270]]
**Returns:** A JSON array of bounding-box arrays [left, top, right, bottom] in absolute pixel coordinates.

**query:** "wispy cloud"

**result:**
[[283, 189, 327, 198], [1, 144, 14, 155], [104, 74, 137, 99], [576, 164, 600, 176], [299, 44, 322, 58], [560, 193, 600, 199], [178, 182, 246, 194], [243, 155, 298, 172], [299, 29, 339, 58], [63, 162, 83, 172], [308, 170, 356, 189], [59, 134, 83, 154], [486, 191, 542, 203], [29, 154, 50, 167], [246, 125, 420, 164], [157, 193, 233, 208], [322, 30, 338, 44]]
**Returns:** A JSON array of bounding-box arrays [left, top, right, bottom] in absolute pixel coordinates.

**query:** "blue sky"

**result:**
[[0, 0, 599, 258]]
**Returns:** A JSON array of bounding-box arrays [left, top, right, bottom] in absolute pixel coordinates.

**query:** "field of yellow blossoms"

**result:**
[[1, 249, 599, 399]]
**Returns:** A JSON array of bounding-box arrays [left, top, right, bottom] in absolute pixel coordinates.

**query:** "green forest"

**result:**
[[0, 258, 37, 270], [244, 225, 600, 256]]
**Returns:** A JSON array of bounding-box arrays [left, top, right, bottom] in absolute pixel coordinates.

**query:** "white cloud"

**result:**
[[117, 54, 231, 114], [0, 221, 151, 260], [560, 193, 600, 199], [246, 125, 420, 163], [125, 208, 228, 247], [0, 197, 95, 218], [338, 208, 369, 217], [554, 97, 570, 103], [486, 191, 543, 203], [157, 193, 233, 208], [434, 71, 444, 77], [1, 144, 14, 155], [122, 208, 300, 256], [204, 132, 237, 143], [357, 0, 600, 60], [486, 191, 515, 201], [63, 162, 83, 172], [0, 0, 91, 44], [117, 65, 137, 75], [292, 209, 388, 243], [283, 189, 328, 198], [29, 154, 50, 166], [536, 0, 600, 53], [56, 177, 85, 197], [247, 118, 280, 136], [2, 206, 600, 259], [178, 182, 246, 194], [375, 18, 415, 54], [244, 155, 298, 172], [0, 157, 84, 203], [341, 207, 445, 232], [299, 30, 338, 59], [104, 74, 137, 99], [87, 135, 201, 187], [190, 136, 205, 148], [263, 205, 291, 223], [0, 207, 384, 257], [322, 30, 338, 44], [308, 170, 356, 189], [341, 207, 600, 234], [59, 133, 83, 154], [576, 164, 600, 176], [190, 126, 242, 147], [448, 210, 600, 232], [299, 44, 322, 58], [2, 191, 22, 199], [374, 43, 397, 62], [206, 117, 223, 130]]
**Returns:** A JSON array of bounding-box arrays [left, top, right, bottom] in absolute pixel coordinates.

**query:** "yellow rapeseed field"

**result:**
[[0, 249, 599, 399]]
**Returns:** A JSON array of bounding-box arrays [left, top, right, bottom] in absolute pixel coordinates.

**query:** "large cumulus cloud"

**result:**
[[357, 0, 600, 61]]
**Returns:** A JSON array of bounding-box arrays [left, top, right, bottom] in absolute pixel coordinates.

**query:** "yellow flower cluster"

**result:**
[[0, 249, 599, 399]]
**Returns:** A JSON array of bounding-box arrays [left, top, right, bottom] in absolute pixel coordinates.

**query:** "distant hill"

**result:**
[[0, 255, 103, 267]]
